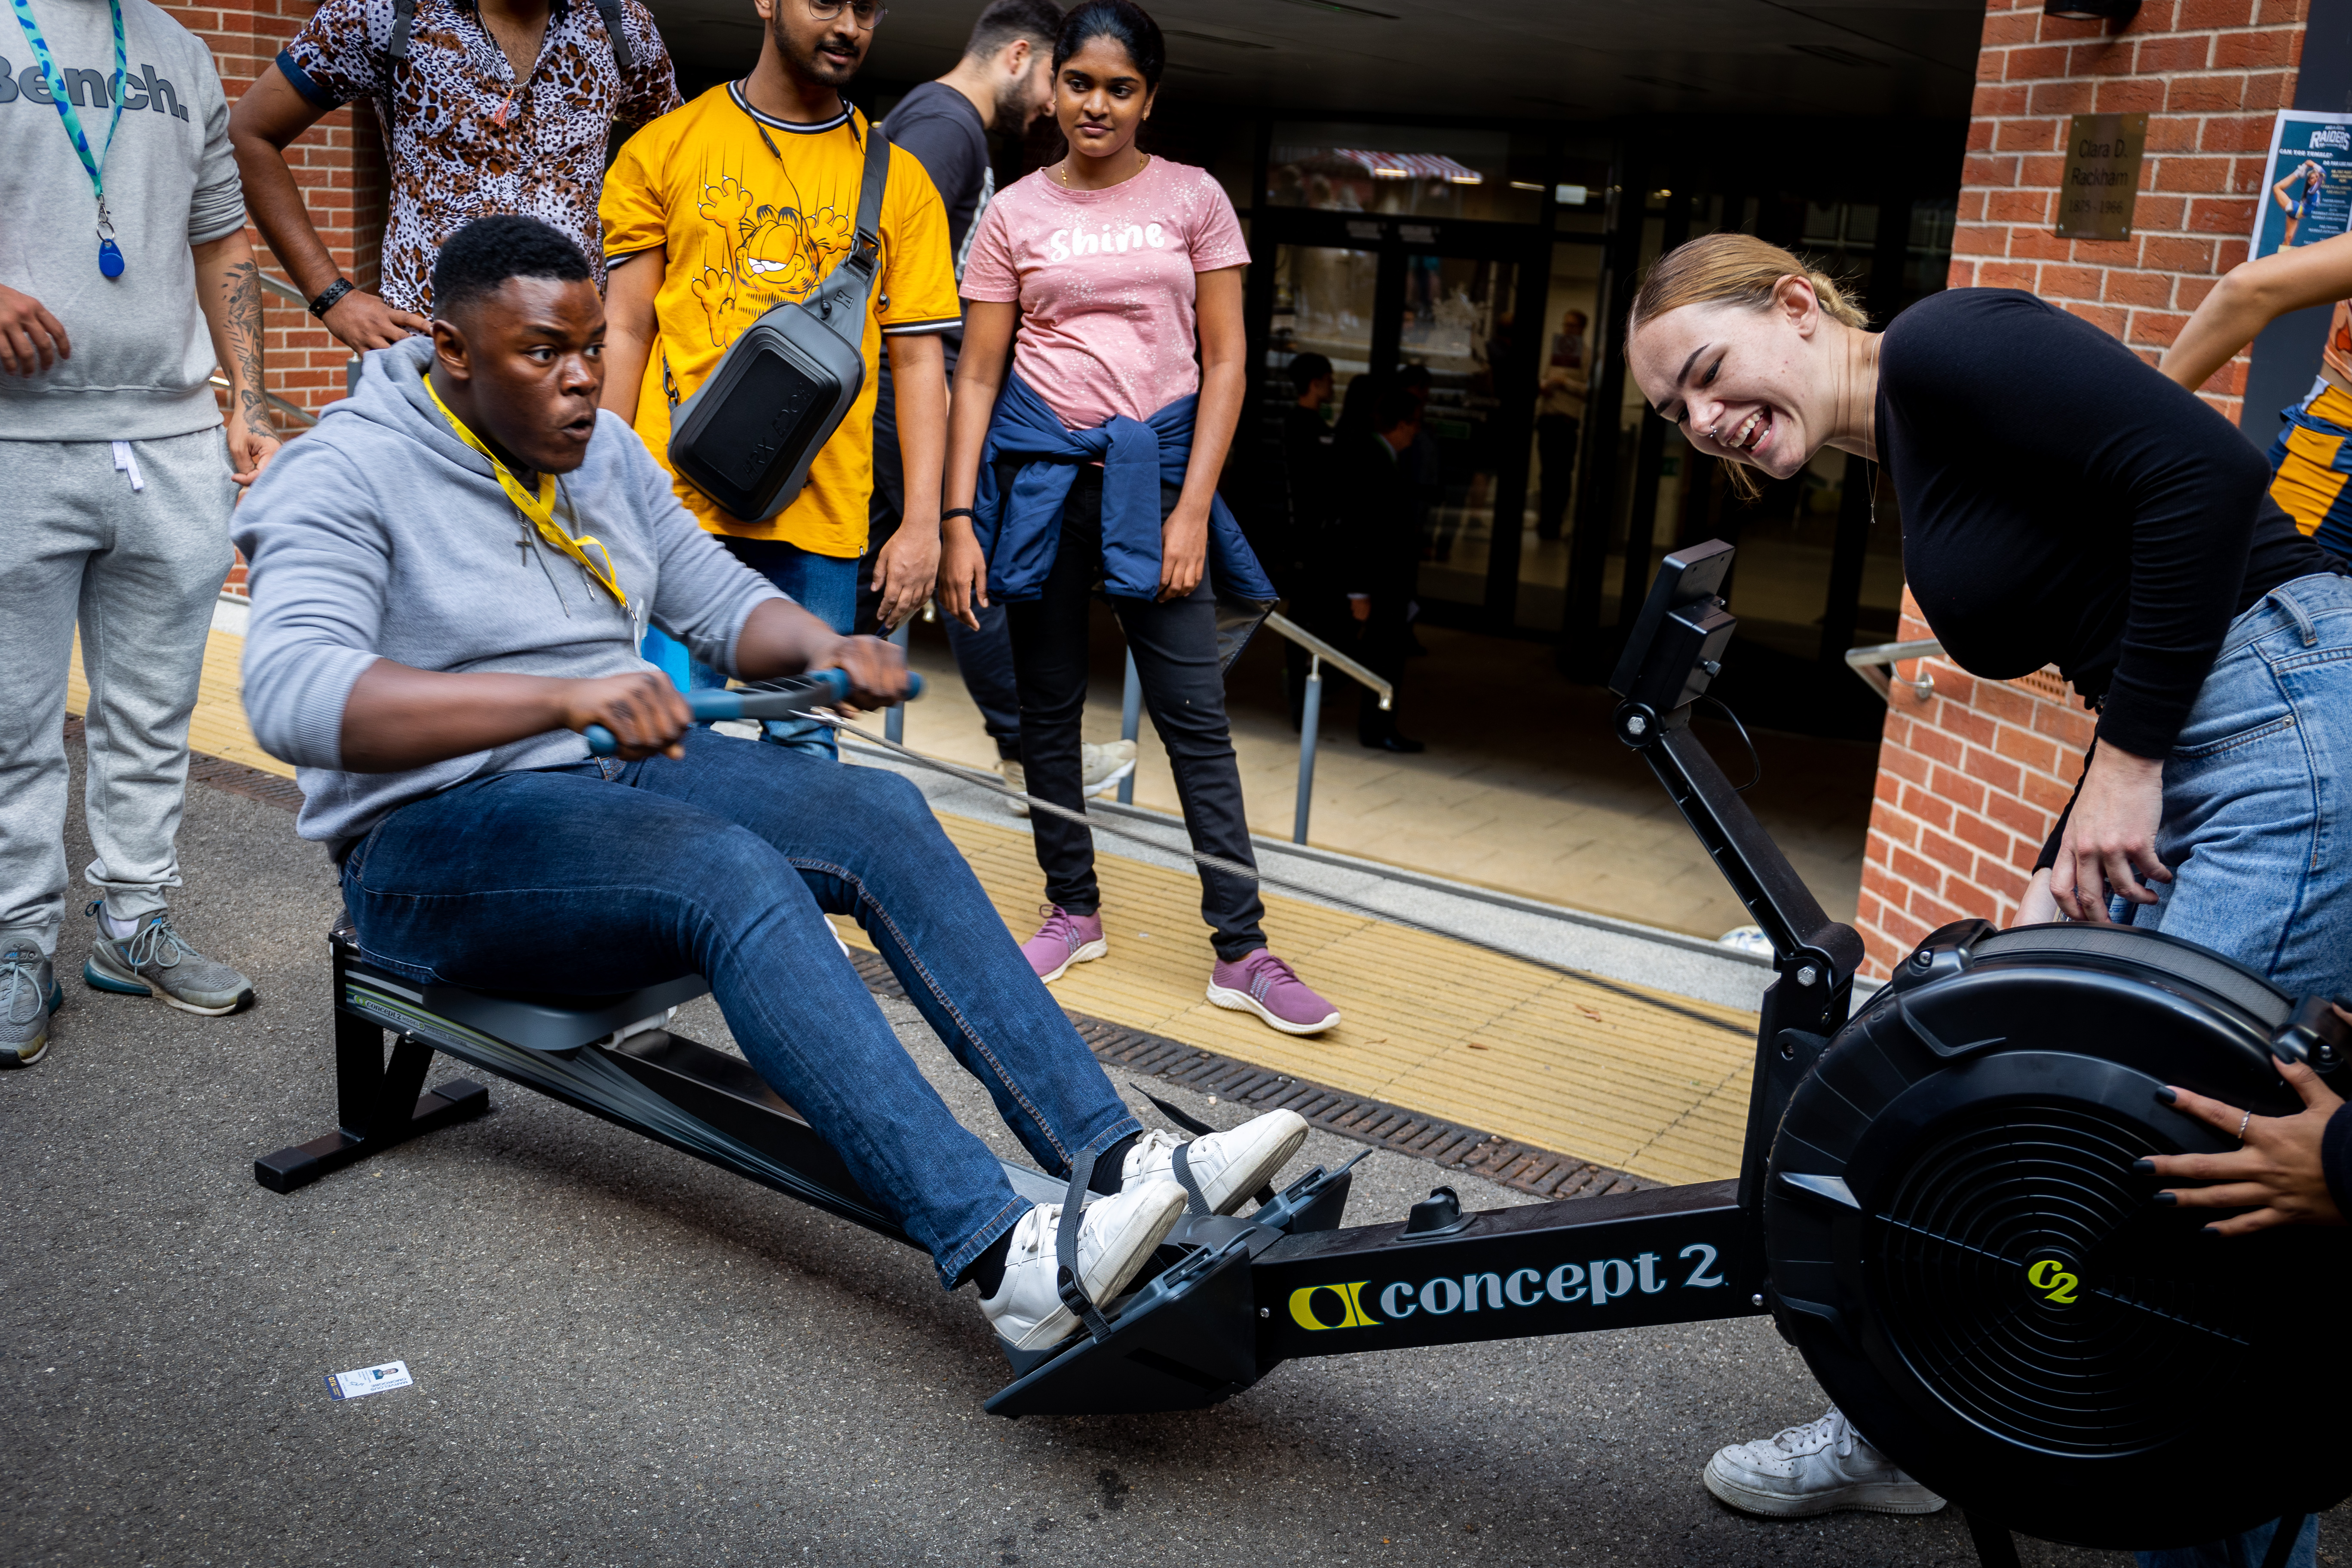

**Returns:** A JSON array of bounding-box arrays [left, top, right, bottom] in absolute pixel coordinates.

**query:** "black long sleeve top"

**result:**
[[1879, 288, 2339, 759]]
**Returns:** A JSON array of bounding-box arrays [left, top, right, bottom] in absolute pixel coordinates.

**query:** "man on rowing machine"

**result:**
[[230, 213, 1309, 1358]]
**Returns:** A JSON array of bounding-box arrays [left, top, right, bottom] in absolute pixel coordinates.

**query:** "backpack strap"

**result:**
[[590, 0, 634, 76], [387, 0, 418, 63], [804, 109, 891, 338]]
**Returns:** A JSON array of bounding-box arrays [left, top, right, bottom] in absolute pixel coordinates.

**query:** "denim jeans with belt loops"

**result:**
[[2117, 570, 2352, 1005], [337, 728, 1141, 1287]]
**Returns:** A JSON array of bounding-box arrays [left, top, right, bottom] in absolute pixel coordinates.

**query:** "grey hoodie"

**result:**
[[0, 0, 247, 441], [233, 336, 782, 845]]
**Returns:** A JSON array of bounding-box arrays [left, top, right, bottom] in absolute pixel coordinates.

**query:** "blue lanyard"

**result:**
[[9, 0, 127, 277]]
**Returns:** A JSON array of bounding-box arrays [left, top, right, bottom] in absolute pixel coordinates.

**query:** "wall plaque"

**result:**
[[2055, 112, 2148, 241]]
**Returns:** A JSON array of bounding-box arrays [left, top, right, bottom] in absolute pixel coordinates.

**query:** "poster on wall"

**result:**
[[2252, 110, 2352, 259]]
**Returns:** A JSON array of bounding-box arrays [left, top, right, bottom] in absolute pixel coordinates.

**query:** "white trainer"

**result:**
[[1122, 1110, 1310, 1215], [1081, 740, 1138, 798], [980, 1179, 1187, 1353], [1702, 1406, 1946, 1518]]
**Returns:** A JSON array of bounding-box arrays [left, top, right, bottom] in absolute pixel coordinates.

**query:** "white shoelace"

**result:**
[[1767, 1408, 1853, 1457]]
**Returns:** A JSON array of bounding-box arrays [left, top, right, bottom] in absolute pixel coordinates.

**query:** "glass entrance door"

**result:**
[[1402, 253, 1522, 618], [1260, 242, 1379, 441]]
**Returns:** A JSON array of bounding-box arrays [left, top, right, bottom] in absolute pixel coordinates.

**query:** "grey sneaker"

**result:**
[[0, 939, 61, 1067], [83, 904, 255, 1017]]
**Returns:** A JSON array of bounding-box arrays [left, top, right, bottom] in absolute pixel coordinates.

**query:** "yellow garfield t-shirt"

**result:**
[[600, 86, 961, 552]]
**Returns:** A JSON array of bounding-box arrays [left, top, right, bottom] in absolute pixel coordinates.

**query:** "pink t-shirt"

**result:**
[[961, 158, 1251, 431]]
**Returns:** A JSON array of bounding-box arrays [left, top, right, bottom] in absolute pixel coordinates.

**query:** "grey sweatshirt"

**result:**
[[233, 337, 784, 845], [0, 0, 247, 441]]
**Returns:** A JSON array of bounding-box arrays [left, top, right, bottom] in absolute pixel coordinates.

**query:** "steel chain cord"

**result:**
[[809, 711, 1755, 1037]]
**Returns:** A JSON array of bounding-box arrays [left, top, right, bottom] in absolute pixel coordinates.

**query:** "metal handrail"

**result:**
[[1844, 636, 1940, 703], [208, 374, 319, 429], [1114, 608, 1397, 846], [1262, 610, 1393, 707]]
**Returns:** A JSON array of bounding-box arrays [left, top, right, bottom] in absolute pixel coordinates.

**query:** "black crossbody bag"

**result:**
[[664, 111, 891, 521]]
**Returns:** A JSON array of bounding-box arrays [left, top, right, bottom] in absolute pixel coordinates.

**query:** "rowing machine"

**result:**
[[256, 583, 2352, 1559]]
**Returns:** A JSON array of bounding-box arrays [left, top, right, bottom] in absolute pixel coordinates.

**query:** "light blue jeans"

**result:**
[[688, 538, 862, 759], [2120, 570, 2352, 1004], [2122, 570, 2352, 1568]]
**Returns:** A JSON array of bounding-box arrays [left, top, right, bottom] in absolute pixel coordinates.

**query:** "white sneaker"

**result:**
[[980, 1179, 1187, 1353], [999, 758, 1030, 818], [1702, 1407, 1946, 1518], [1081, 740, 1137, 799], [1122, 1110, 1309, 1215]]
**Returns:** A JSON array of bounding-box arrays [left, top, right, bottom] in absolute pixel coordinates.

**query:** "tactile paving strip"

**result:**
[[848, 950, 1647, 1202]]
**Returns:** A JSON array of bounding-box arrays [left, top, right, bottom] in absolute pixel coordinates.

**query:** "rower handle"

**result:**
[[584, 669, 921, 756]]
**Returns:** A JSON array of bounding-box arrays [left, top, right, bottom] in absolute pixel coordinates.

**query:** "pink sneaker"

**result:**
[[1021, 905, 1107, 983], [1206, 949, 1340, 1035]]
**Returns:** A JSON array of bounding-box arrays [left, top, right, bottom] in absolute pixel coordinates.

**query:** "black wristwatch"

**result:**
[[308, 277, 356, 320]]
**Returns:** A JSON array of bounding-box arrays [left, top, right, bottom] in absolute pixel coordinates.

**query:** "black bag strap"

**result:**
[[590, 0, 634, 75], [387, 0, 418, 63], [389, 0, 634, 76], [802, 108, 891, 339]]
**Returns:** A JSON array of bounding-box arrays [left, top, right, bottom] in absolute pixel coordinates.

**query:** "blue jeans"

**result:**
[[689, 538, 861, 758], [2121, 571, 2352, 1002], [337, 729, 1141, 1286], [2121, 570, 2351, 1568]]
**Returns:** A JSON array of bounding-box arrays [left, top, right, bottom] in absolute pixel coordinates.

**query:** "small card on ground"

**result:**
[[325, 1360, 413, 1401]]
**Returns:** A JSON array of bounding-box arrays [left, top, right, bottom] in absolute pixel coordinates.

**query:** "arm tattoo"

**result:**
[[220, 258, 270, 430]]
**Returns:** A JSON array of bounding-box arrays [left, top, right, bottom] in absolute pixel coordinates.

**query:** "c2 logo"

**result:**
[[2026, 1258, 2079, 1305], [1289, 1281, 1380, 1331]]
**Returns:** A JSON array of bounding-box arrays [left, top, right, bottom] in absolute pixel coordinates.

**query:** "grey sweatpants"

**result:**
[[0, 429, 236, 957]]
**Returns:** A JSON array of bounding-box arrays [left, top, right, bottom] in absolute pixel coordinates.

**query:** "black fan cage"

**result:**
[[1866, 1101, 2248, 1457]]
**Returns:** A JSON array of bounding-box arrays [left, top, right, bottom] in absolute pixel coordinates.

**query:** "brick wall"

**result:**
[[1854, 0, 2309, 977], [162, 0, 387, 591], [1856, 592, 2101, 977], [1950, 0, 2306, 424]]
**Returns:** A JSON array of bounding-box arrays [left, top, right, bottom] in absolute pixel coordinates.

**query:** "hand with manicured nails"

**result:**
[[0, 283, 70, 375], [2144, 1053, 2346, 1235], [2049, 741, 2170, 921], [560, 670, 694, 760]]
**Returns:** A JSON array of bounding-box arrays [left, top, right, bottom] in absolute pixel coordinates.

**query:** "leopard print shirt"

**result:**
[[279, 0, 681, 312]]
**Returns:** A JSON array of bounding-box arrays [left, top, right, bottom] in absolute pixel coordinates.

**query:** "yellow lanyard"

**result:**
[[423, 371, 628, 611]]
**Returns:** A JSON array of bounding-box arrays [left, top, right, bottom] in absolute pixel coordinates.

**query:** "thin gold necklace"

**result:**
[[1057, 152, 1148, 188]]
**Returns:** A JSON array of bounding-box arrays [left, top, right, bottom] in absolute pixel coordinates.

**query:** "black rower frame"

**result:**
[[251, 544, 2038, 1564]]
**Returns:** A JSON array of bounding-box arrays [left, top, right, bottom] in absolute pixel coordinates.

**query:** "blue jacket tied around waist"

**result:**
[[974, 373, 1277, 606]]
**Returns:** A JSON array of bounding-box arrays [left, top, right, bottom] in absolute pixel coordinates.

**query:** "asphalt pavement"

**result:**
[[0, 739, 2233, 1567]]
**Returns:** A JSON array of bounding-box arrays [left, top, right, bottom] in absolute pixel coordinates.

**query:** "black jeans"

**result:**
[[1005, 468, 1268, 961]]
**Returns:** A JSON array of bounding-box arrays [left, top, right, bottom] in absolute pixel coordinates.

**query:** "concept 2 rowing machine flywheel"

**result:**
[[1764, 917, 2352, 1548]]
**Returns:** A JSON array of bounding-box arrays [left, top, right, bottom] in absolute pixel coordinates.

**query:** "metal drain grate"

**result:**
[[848, 949, 1646, 1203]]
